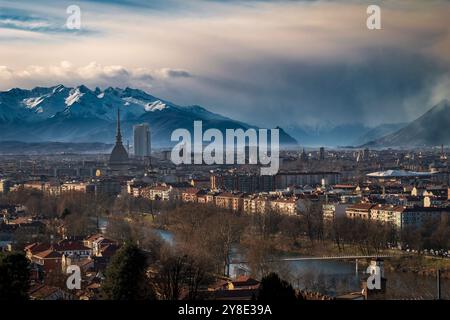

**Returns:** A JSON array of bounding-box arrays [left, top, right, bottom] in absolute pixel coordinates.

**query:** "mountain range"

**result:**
[[285, 100, 450, 148], [1, 85, 448, 150], [285, 122, 406, 147], [362, 99, 450, 148], [0, 85, 297, 148]]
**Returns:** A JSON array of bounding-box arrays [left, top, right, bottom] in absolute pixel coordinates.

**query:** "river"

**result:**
[[99, 218, 449, 299], [152, 228, 449, 299]]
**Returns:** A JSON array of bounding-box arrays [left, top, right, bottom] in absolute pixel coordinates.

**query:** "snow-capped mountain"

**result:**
[[0, 85, 297, 147]]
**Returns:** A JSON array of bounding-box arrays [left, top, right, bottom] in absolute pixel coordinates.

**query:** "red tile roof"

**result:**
[[346, 203, 375, 210], [232, 276, 260, 287], [55, 240, 90, 251], [25, 240, 90, 255], [29, 285, 60, 299], [183, 188, 200, 194], [84, 234, 104, 242], [34, 249, 62, 259]]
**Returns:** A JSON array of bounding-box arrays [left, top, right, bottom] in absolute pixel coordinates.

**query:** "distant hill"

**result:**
[[285, 123, 372, 147], [363, 99, 450, 148], [0, 85, 297, 148], [353, 123, 407, 146]]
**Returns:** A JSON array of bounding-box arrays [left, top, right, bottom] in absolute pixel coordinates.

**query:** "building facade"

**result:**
[[133, 123, 151, 157]]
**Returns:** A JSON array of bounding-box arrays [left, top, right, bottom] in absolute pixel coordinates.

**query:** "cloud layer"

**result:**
[[0, 61, 191, 89], [0, 0, 449, 128]]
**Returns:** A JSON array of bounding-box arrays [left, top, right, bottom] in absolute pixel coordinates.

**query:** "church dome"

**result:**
[[109, 143, 129, 164]]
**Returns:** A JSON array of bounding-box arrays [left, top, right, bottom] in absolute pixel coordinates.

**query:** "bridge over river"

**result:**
[[229, 254, 405, 274]]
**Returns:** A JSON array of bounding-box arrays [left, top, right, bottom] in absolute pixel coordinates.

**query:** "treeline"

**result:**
[[0, 245, 302, 301], [158, 201, 450, 279], [102, 242, 305, 300], [399, 215, 450, 251], [0, 189, 171, 248]]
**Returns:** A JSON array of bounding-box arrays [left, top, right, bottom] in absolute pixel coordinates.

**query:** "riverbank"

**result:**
[[270, 236, 450, 279], [147, 214, 450, 281], [384, 255, 450, 279]]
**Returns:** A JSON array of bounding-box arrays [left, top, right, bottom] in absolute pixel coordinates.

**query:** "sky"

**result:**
[[0, 0, 449, 129]]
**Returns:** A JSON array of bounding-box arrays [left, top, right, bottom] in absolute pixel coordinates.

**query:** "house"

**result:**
[[25, 240, 92, 273], [54, 239, 92, 257], [92, 238, 119, 257], [29, 284, 74, 300], [229, 276, 260, 290], [203, 276, 260, 300], [61, 255, 94, 273], [83, 234, 105, 249], [28, 248, 63, 273]]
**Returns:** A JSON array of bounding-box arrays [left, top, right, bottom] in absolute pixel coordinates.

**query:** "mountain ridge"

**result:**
[[362, 99, 450, 148], [0, 85, 297, 148]]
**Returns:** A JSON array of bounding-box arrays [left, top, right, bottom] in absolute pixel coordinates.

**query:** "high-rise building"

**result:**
[[319, 147, 325, 160], [133, 123, 151, 157], [300, 148, 308, 161], [440, 144, 447, 160], [363, 148, 370, 161]]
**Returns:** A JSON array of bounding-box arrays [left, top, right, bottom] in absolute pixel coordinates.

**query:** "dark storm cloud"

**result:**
[[170, 48, 447, 128]]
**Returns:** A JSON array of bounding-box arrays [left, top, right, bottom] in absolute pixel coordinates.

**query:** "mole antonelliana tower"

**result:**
[[109, 108, 129, 172]]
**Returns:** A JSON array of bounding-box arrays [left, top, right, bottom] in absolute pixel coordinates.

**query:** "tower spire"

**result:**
[[116, 108, 122, 144]]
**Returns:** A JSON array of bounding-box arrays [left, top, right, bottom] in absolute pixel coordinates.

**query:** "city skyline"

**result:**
[[0, 0, 449, 306]]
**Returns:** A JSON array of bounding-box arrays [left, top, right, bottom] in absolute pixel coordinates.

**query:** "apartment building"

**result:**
[[345, 203, 375, 219]]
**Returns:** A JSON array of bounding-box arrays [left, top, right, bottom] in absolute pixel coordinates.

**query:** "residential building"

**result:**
[[323, 203, 349, 221], [215, 192, 244, 211], [269, 197, 298, 215], [181, 188, 201, 202], [275, 171, 341, 189], [61, 182, 95, 193], [243, 195, 268, 214], [345, 203, 375, 219], [141, 184, 176, 201], [210, 173, 275, 193]]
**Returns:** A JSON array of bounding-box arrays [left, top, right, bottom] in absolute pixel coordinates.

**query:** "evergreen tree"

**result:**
[[257, 272, 297, 302], [0, 252, 30, 300], [101, 243, 152, 300]]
